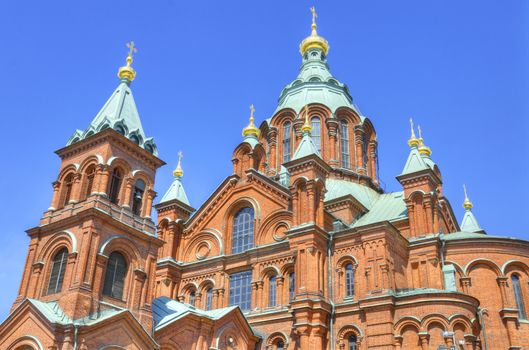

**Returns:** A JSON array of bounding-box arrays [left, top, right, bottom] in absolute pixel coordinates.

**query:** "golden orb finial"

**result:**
[[301, 105, 312, 133], [408, 117, 420, 148], [300, 6, 329, 56], [118, 41, 137, 81], [173, 151, 184, 178], [242, 104, 260, 138], [417, 125, 432, 157], [463, 184, 473, 210]]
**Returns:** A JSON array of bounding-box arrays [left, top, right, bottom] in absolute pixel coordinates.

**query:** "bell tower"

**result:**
[[13, 43, 165, 331]]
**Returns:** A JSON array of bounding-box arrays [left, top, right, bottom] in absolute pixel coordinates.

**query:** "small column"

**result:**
[[326, 118, 339, 166], [92, 254, 108, 299], [122, 177, 134, 208], [276, 276, 284, 306], [464, 334, 477, 350], [393, 335, 403, 350], [354, 125, 366, 175], [49, 181, 61, 210], [418, 332, 429, 350], [460, 277, 471, 294], [212, 289, 220, 309], [144, 189, 156, 218], [293, 118, 304, 148], [296, 326, 310, 349], [256, 281, 264, 310], [217, 288, 225, 308], [70, 172, 83, 203], [497, 277, 510, 307], [267, 127, 278, 175], [97, 164, 111, 196], [368, 139, 378, 181], [29, 262, 44, 299]]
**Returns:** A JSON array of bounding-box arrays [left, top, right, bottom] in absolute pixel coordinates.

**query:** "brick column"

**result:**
[[326, 118, 339, 166], [276, 276, 284, 306], [97, 164, 110, 196], [144, 189, 156, 218], [368, 139, 377, 181], [122, 177, 134, 209], [70, 172, 83, 203], [394, 335, 403, 350], [267, 127, 278, 175], [354, 125, 366, 175], [418, 333, 429, 350], [460, 277, 471, 294], [49, 181, 61, 210]]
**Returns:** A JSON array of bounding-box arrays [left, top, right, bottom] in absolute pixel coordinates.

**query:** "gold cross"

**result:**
[[126, 41, 137, 57], [250, 104, 255, 119], [310, 6, 317, 25], [178, 151, 183, 162], [418, 125, 423, 139]]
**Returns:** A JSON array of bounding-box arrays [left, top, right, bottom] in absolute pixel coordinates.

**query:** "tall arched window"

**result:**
[[348, 335, 357, 350], [189, 291, 196, 306], [268, 275, 277, 307], [62, 174, 74, 207], [108, 168, 123, 204], [47, 248, 68, 295], [345, 263, 355, 297], [311, 117, 321, 152], [341, 120, 350, 169], [84, 165, 96, 199], [512, 274, 527, 319], [132, 179, 145, 216], [283, 122, 292, 163], [289, 272, 295, 301], [206, 287, 213, 310], [103, 252, 127, 299], [232, 207, 255, 254]]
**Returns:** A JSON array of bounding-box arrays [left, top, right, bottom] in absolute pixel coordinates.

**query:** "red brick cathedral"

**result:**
[[1, 9, 528, 350]]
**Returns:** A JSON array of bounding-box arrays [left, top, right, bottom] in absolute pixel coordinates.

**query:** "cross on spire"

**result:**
[[310, 6, 317, 25], [250, 104, 255, 120]]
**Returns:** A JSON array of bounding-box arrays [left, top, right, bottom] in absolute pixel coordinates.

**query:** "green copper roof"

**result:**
[[400, 146, 431, 176], [325, 178, 379, 209], [160, 176, 190, 206], [353, 191, 408, 227], [66, 79, 158, 156], [275, 48, 359, 115], [460, 208, 483, 233], [291, 131, 321, 160]]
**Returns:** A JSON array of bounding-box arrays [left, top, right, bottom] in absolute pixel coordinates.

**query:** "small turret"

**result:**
[[460, 185, 484, 233]]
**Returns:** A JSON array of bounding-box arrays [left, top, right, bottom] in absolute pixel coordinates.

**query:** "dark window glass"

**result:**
[[341, 121, 350, 168], [311, 117, 321, 152], [62, 174, 74, 207], [269, 275, 277, 307], [345, 263, 354, 297], [232, 207, 254, 254], [229, 270, 252, 311], [283, 122, 291, 163], [289, 272, 295, 301], [115, 125, 126, 135], [47, 248, 68, 295], [84, 165, 96, 199], [189, 291, 196, 306], [108, 168, 122, 204], [362, 134, 368, 170], [132, 179, 145, 216], [348, 335, 357, 350], [277, 341, 285, 350], [206, 288, 213, 310], [512, 274, 527, 319], [102, 252, 127, 299]]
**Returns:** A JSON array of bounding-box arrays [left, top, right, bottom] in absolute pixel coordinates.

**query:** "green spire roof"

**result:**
[[160, 176, 190, 206], [400, 146, 431, 175], [275, 46, 359, 115], [291, 130, 321, 160], [460, 209, 482, 233], [66, 53, 157, 156]]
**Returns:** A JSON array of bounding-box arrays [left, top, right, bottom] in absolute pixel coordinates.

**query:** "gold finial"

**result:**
[[173, 151, 184, 178], [242, 104, 260, 138], [118, 41, 137, 81], [463, 184, 473, 210], [417, 125, 432, 157], [301, 105, 312, 133], [300, 6, 329, 56], [408, 117, 419, 148]]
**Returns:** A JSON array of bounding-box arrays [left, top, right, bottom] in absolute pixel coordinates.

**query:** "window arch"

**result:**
[[47, 248, 68, 295], [283, 122, 292, 163], [205, 287, 213, 310], [108, 168, 123, 204], [61, 174, 74, 207], [232, 207, 254, 254], [132, 179, 145, 216], [512, 274, 527, 319], [268, 275, 277, 307], [341, 120, 350, 169], [348, 334, 358, 350], [311, 117, 321, 152], [83, 165, 96, 200], [102, 252, 127, 299], [345, 263, 355, 297]]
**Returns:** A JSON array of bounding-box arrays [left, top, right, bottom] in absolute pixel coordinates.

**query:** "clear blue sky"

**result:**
[[0, 1, 527, 321]]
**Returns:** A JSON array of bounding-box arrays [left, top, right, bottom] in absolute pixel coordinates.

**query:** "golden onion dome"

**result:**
[[118, 41, 137, 81], [173, 151, 184, 178], [408, 118, 420, 148], [242, 104, 260, 138], [417, 125, 432, 156], [463, 185, 473, 210], [300, 7, 330, 56]]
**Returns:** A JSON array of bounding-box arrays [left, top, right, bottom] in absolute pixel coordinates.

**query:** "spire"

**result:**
[[242, 104, 260, 139], [408, 118, 420, 148], [300, 6, 330, 56], [460, 185, 483, 233], [417, 125, 432, 157], [291, 105, 321, 160], [118, 41, 137, 83], [160, 152, 190, 206]]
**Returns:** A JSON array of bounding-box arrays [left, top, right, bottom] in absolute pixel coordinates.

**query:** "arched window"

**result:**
[[132, 179, 145, 216], [206, 287, 213, 310], [283, 122, 292, 163], [341, 120, 350, 169], [62, 174, 74, 207], [512, 274, 527, 319], [108, 168, 123, 204], [102, 252, 127, 299], [84, 165, 96, 199], [345, 263, 354, 297], [47, 248, 68, 295], [289, 272, 295, 301], [348, 334, 357, 350], [311, 117, 321, 152], [277, 341, 285, 350], [269, 275, 277, 307], [189, 291, 196, 306], [232, 207, 254, 254]]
